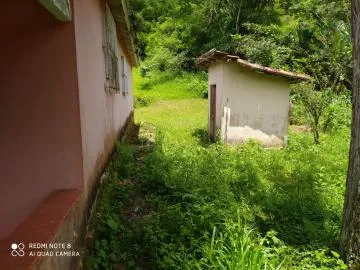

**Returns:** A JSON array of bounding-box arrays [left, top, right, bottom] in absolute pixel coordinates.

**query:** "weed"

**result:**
[[86, 73, 349, 269]]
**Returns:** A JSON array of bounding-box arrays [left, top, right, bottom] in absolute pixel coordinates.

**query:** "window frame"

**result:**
[[103, 4, 120, 94], [120, 56, 128, 95]]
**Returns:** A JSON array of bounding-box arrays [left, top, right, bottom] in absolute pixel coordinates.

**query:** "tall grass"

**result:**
[[198, 217, 268, 270], [92, 130, 345, 269], [87, 134, 348, 269], [86, 72, 350, 269]]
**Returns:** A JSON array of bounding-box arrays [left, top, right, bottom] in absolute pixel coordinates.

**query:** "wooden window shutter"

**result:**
[[121, 56, 128, 95], [103, 4, 120, 94]]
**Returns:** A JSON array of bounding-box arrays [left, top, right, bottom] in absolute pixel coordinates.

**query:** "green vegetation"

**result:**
[[135, 99, 207, 143], [130, 0, 352, 145], [132, 0, 351, 92], [133, 69, 208, 108], [85, 0, 354, 268], [86, 74, 351, 269]]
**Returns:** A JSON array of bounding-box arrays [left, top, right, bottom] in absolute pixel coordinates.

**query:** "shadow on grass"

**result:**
[[88, 133, 342, 269], [190, 129, 338, 247], [192, 128, 208, 144], [192, 127, 212, 147], [256, 184, 336, 246], [124, 122, 157, 146], [234, 157, 340, 248]]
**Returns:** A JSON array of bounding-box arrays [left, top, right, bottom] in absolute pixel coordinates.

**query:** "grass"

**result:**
[[135, 99, 207, 143], [86, 71, 350, 270], [133, 69, 208, 106]]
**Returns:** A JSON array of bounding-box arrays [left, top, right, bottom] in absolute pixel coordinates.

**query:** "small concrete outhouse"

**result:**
[[196, 49, 309, 147]]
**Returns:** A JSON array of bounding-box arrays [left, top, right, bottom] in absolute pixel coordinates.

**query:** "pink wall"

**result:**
[[0, 1, 83, 239], [74, 0, 134, 187]]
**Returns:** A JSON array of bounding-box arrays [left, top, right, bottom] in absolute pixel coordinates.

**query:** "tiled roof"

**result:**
[[196, 49, 310, 82]]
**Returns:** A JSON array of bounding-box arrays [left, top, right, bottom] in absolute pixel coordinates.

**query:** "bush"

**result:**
[[292, 84, 333, 143], [290, 91, 352, 134], [322, 93, 352, 132], [289, 102, 308, 126], [184, 73, 208, 98], [134, 95, 153, 108]]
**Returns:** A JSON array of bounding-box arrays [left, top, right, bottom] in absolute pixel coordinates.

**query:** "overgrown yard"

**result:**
[[135, 99, 207, 143], [86, 71, 350, 270]]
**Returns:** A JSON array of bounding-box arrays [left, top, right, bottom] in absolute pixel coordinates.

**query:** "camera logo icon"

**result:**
[[11, 243, 25, 257]]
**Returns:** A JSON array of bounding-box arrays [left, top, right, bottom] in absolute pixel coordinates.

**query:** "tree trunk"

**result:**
[[312, 116, 320, 144], [340, 0, 360, 265]]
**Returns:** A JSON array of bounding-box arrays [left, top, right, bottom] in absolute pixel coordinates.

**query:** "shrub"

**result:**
[[134, 95, 153, 108], [322, 93, 352, 132], [292, 83, 333, 144], [184, 73, 208, 98], [290, 91, 352, 134], [289, 94, 308, 126]]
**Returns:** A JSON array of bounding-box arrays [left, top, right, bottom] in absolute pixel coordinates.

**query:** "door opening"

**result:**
[[209, 84, 216, 142]]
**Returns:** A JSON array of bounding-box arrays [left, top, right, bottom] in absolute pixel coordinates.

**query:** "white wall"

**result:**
[[210, 61, 290, 146], [74, 0, 134, 187]]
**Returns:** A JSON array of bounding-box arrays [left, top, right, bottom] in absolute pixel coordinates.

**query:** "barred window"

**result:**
[[103, 5, 120, 94]]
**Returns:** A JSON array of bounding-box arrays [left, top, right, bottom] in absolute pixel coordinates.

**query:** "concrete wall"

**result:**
[[0, 1, 83, 239], [210, 62, 290, 146], [74, 0, 134, 189]]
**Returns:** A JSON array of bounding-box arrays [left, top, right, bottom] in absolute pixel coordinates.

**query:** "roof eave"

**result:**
[[196, 49, 310, 83], [109, 0, 139, 67]]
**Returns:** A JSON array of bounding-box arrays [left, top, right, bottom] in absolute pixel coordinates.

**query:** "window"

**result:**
[[121, 56, 128, 95], [103, 5, 120, 94]]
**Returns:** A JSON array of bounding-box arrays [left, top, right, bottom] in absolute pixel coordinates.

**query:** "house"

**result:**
[[0, 0, 137, 269], [196, 49, 309, 147]]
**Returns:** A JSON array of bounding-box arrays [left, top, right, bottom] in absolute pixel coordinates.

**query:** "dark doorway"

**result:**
[[209, 84, 216, 142]]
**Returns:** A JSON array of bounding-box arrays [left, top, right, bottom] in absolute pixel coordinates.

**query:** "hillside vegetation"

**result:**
[[131, 0, 352, 144], [132, 0, 351, 93], [85, 0, 354, 269]]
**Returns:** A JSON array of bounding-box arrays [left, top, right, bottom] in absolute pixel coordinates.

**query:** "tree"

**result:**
[[340, 0, 360, 266], [293, 84, 332, 144], [132, 0, 351, 88]]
